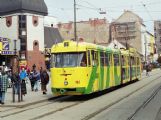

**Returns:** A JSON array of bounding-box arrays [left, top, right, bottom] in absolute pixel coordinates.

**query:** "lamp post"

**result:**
[[12, 39, 22, 102]]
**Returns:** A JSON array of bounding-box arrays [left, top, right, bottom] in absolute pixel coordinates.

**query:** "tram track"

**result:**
[[28, 94, 97, 120], [81, 71, 161, 120], [1, 70, 160, 120], [27, 70, 161, 120], [127, 81, 161, 120], [0, 95, 72, 118]]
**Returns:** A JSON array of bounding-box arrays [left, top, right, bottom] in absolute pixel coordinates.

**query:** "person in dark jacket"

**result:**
[[40, 68, 49, 94], [0, 68, 8, 104], [11, 72, 20, 94]]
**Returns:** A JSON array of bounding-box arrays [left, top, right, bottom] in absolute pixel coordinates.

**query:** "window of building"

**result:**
[[33, 40, 39, 51], [19, 15, 27, 52], [6, 16, 12, 27], [21, 45, 26, 51], [32, 16, 39, 27]]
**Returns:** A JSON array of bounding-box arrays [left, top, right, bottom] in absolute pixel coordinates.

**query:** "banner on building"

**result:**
[[2, 38, 9, 50], [0, 37, 2, 51]]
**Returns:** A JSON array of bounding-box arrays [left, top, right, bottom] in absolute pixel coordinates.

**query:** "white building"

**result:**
[[0, 0, 48, 69], [44, 16, 58, 28]]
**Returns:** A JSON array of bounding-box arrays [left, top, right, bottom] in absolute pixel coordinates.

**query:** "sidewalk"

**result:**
[[1, 81, 53, 107]]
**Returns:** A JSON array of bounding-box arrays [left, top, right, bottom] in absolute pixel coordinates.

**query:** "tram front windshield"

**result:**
[[51, 52, 87, 68]]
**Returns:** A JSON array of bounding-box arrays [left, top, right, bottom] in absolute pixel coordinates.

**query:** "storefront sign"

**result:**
[[1, 51, 14, 55]]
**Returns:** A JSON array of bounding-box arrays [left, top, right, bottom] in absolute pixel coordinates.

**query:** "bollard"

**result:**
[[20, 81, 23, 101], [18, 81, 21, 102], [12, 82, 15, 103]]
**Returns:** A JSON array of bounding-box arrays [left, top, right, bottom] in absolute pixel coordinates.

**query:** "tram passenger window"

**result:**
[[121, 55, 125, 66], [105, 53, 108, 66], [100, 52, 105, 66], [80, 53, 87, 67], [87, 50, 91, 66], [91, 50, 98, 66], [114, 54, 120, 66], [137, 58, 140, 65], [130, 57, 134, 65]]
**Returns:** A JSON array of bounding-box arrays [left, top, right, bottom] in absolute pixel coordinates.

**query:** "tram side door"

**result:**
[[130, 56, 133, 81], [91, 50, 99, 91]]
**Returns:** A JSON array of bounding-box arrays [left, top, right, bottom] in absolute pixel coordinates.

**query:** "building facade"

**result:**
[[110, 10, 155, 62], [58, 18, 109, 46], [154, 21, 161, 56], [143, 32, 155, 62]]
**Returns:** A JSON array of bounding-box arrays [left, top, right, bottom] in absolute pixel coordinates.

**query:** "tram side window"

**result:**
[[137, 57, 140, 65], [128, 57, 130, 65], [50, 54, 55, 68], [87, 50, 91, 66], [130, 57, 135, 65], [100, 52, 105, 66], [114, 54, 120, 66], [80, 53, 87, 67], [121, 55, 124, 66], [105, 53, 111, 66], [91, 50, 98, 66]]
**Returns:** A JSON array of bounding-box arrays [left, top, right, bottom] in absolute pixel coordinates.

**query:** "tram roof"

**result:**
[[51, 40, 131, 54], [51, 40, 113, 53]]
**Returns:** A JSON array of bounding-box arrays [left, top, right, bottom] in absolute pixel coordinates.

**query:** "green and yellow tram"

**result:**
[[50, 40, 141, 96]]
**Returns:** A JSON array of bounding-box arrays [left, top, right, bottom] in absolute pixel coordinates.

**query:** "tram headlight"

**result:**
[[64, 81, 68, 86]]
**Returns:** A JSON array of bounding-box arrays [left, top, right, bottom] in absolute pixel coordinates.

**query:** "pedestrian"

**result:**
[[40, 68, 49, 94], [31, 64, 40, 92], [29, 71, 35, 91], [19, 68, 27, 95], [19, 68, 27, 81], [11, 72, 20, 94], [0, 68, 9, 104], [145, 63, 150, 76], [33, 69, 40, 92]]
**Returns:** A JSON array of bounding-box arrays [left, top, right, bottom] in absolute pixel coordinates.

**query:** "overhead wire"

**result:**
[[140, 1, 154, 21], [46, 0, 161, 23]]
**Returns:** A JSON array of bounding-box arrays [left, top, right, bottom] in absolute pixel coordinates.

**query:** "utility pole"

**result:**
[[74, 0, 77, 42], [144, 35, 147, 63], [125, 24, 128, 50]]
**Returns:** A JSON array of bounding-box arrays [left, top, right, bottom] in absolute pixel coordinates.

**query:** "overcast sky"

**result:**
[[45, 0, 161, 33]]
